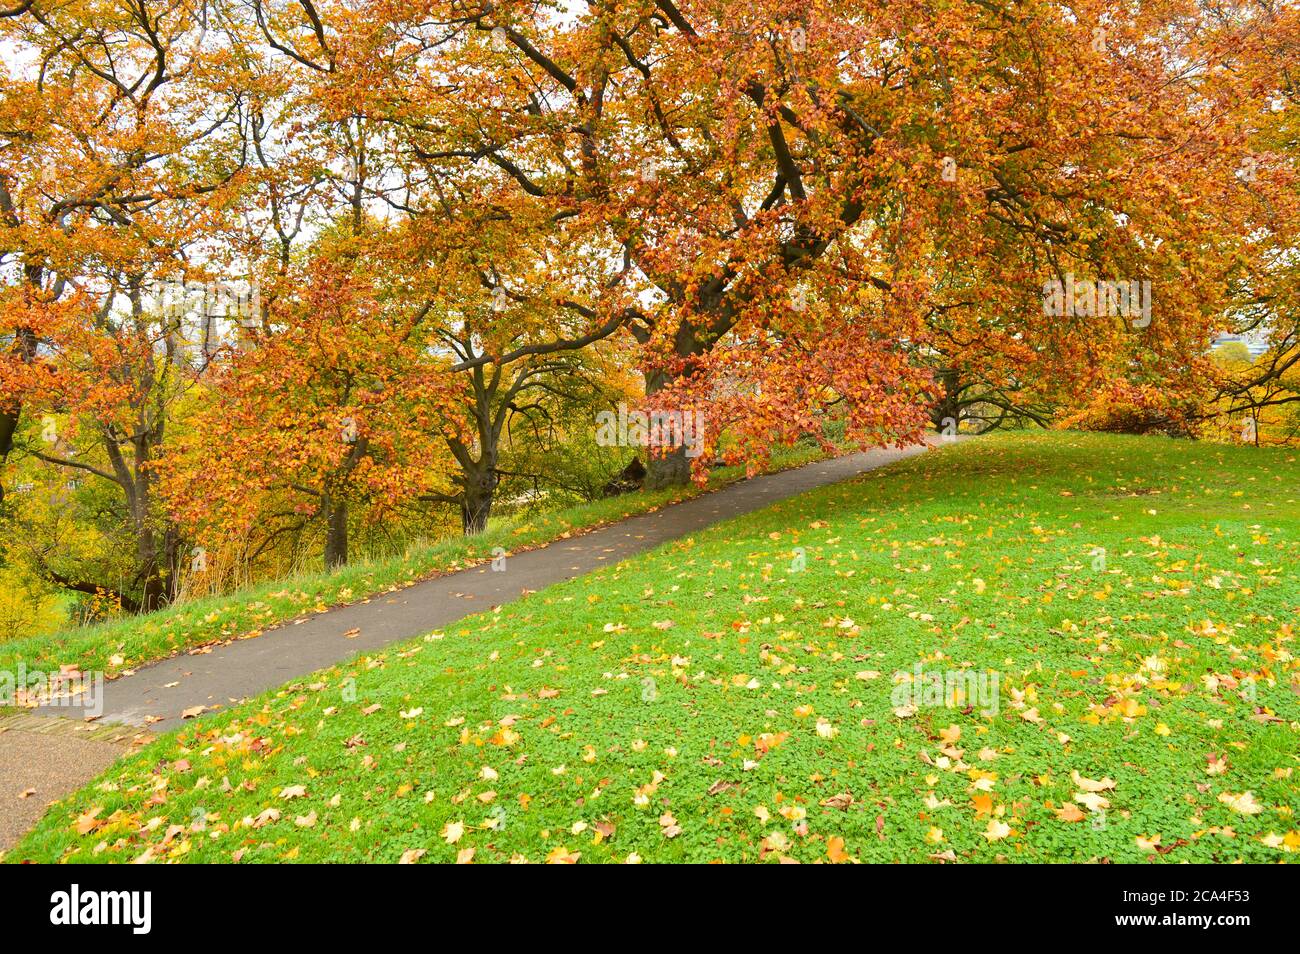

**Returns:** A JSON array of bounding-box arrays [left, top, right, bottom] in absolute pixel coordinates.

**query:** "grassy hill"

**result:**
[[10, 432, 1299, 863]]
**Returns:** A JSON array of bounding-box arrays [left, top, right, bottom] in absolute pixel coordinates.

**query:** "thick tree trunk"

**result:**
[[460, 464, 496, 535], [644, 445, 692, 490], [324, 499, 348, 568], [642, 329, 708, 489], [931, 369, 960, 432]]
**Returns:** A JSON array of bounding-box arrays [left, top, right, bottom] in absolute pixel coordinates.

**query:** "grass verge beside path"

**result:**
[[10, 432, 1299, 863], [0, 445, 832, 684]]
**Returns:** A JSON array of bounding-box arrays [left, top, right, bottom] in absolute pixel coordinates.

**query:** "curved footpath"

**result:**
[[1, 437, 955, 850]]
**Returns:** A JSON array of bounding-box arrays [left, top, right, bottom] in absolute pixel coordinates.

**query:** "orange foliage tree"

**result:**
[[1, 0, 247, 609], [303, 0, 1282, 482]]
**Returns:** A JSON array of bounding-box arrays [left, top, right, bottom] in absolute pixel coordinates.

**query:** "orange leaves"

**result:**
[[157, 261, 462, 565], [826, 836, 850, 864]]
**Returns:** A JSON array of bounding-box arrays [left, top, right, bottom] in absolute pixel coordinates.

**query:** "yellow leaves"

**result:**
[[761, 830, 791, 856], [1135, 833, 1162, 853], [278, 784, 307, 799], [1217, 791, 1264, 815], [1070, 771, 1116, 793], [1116, 698, 1145, 719], [1019, 707, 1044, 725], [74, 807, 102, 835], [1074, 792, 1110, 813], [442, 820, 465, 843], [489, 726, 521, 747], [659, 812, 682, 838], [925, 827, 945, 845], [981, 819, 1013, 842], [1258, 831, 1300, 853], [970, 793, 994, 817], [633, 770, 666, 807], [540, 842, 577, 868], [456, 847, 475, 864]]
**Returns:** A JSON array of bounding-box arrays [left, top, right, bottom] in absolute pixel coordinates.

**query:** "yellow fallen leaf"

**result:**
[[982, 819, 1012, 842], [1218, 791, 1264, 815], [1136, 834, 1162, 852], [1070, 770, 1116, 792]]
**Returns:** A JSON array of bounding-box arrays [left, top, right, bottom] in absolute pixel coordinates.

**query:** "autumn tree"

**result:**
[[0, 0, 248, 610], [285, 0, 1275, 485]]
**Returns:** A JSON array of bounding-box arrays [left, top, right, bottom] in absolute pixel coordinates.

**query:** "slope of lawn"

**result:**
[[10, 432, 1299, 864], [0, 444, 830, 684]]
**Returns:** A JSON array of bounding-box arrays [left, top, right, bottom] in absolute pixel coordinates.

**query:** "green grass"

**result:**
[[0, 443, 830, 684], [10, 432, 1299, 863]]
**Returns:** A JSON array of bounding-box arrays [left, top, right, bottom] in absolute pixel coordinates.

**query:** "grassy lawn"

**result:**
[[9, 432, 1298, 864], [0, 444, 830, 684]]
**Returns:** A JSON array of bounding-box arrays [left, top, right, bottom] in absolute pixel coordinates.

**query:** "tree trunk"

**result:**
[[138, 556, 166, 614], [644, 445, 693, 490], [931, 369, 960, 432], [642, 329, 708, 489], [0, 408, 16, 505], [460, 465, 496, 535], [324, 499, 348, 568], [0, 325, 38, 505]]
